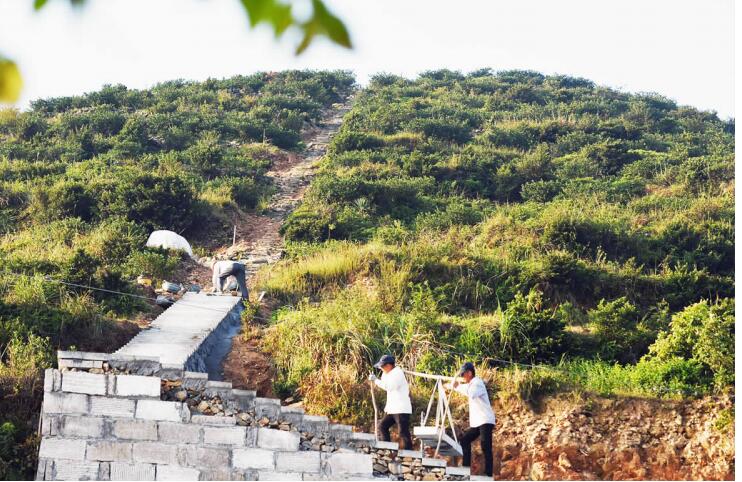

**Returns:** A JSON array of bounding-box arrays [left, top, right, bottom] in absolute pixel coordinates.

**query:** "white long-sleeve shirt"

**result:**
[[454, 377, 496, 428], [374, 366, 412, 414], [212, 261, 238, 293]]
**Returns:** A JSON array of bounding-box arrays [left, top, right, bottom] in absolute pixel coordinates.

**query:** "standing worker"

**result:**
[[368, 354, 413, 449], [211, 259, 249, 300], [447, 362, 496, 477]]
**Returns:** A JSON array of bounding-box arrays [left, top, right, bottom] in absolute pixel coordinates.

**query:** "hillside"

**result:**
[[0, 69, 735, 480], [254, 69, 734, 423], [0, 70, 354, 479]]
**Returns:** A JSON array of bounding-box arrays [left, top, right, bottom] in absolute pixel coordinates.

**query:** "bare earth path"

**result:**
[[210, 100, 352, 394]]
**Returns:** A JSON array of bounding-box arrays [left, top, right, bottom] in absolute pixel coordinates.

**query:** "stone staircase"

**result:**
[[36, 295, 486, 480], [37, 360, 479, 480], [35, 99, 489, 481]]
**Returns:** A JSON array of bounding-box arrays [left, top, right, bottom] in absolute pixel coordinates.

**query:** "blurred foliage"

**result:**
[[0, 0, 351, 104]]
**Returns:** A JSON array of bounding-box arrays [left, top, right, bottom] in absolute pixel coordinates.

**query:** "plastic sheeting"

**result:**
[[146, 230, 193, 256]]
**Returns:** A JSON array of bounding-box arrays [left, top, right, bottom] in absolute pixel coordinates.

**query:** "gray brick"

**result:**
[[326, 452, 373, 476], [256, 471, 301, 481], [42, 392, 89, 415], [86, 441, 133, 462], [59, 358, 103, 369], [35, 458, 49, 481], [257, 428, 299, 451], [90, 396, 135, 418], [133, 442, 179, 465], [155, 465, 200, 481], [200, 469, 245, 481], [276, 451, 321, 473], [43, 369, 61, 392], [39, 438, 87, 461], [115, 374, 161, 397], [254, 398, 280, 419], [51, 460, 100, 481], [60, 416, 104, 438], [203, 426, 246, 446], [110, 462, 156, 481], [114, 419, 158, 440], [191, 415, 236, 425], [158, 422, 201, 444], [446, 466, 470, 476], [136, 400, 185, 422], [178, 446, 230, 468], [61, 371, 108, 395], [232, 448, 275, 470]]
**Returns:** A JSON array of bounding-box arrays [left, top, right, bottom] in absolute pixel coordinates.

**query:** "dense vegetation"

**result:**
[[257, 69, 734, 424], [0, 70, 354, 479]]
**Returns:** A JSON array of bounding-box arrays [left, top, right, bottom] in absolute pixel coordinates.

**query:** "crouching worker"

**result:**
[[368, 354, 413, 449], [211, 260, 249, 300], [447, 362, 495, 477]]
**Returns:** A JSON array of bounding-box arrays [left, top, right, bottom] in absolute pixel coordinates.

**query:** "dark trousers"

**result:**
[[219, 263, 249, 300], [378, 413, 412, 450], [461, 423, 494, 476]]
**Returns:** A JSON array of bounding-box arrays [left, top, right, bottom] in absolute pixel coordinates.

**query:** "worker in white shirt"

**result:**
[[447, 362, 496, 477], [211, 260, 249, 300], [368, 354, 413, 449]]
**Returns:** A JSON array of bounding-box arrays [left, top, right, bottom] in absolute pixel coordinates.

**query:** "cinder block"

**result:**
[[110, 462, 156, 481], [256, 471, 301, 480], [254, 398, 280, 419], [373, 440, 399, 450], [40, 415, 59, 436], [43, 369, 61, 392], [60, 416, 105, 438], [61, 371, 108, 395], [42, 392, 89, 414], [191, 415, 236, 425], [135, 400, 185, 422], [86, 441, 133, 462], [158, 422, 201, 444], [155, 465, 200, 481], [421, 458, 446, 468], [51, 460, 100, 481], [182, 372, 208, 390], [59, 358, 103, 369], [115, 375, 161, 397], [326, 452, 373, 476], [276, 451, 321, 473], [349, 432, 376, 442], [38, 438, 87, 461], [446, 466, 470, 476], [203, 426, 247, 446], [200, 469, 245, 481], [232, 448, 275, 470], [114, 419, 158, 440], [178, 446, 230, 468], [257, 428, 299, 451], [298, 414, 329, 432], [35, 458, 49, 481], [90, 396, 135, 418], [132, 442, 179, 465]]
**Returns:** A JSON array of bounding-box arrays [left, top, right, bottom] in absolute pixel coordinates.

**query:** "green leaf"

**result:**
[[240, 0, 293, 37], [34, 0, 49, 10], [296, 0, 352, 54], [0, 58, 22, 103]]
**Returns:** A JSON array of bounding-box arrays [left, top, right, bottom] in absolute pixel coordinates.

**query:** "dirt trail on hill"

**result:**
[[196, 100, 352, 395]]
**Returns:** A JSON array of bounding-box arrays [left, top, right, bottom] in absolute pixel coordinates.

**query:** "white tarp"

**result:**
[[146, 230, 193, 257]]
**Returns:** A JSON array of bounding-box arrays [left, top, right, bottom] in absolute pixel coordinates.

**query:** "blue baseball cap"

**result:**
[[458, 362, 475, 376], [374, 354, 395, 369]]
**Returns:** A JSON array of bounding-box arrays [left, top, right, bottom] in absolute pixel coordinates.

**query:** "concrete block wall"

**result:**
[[38, 296, 477, 480], [37, 368, 381, 481]]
